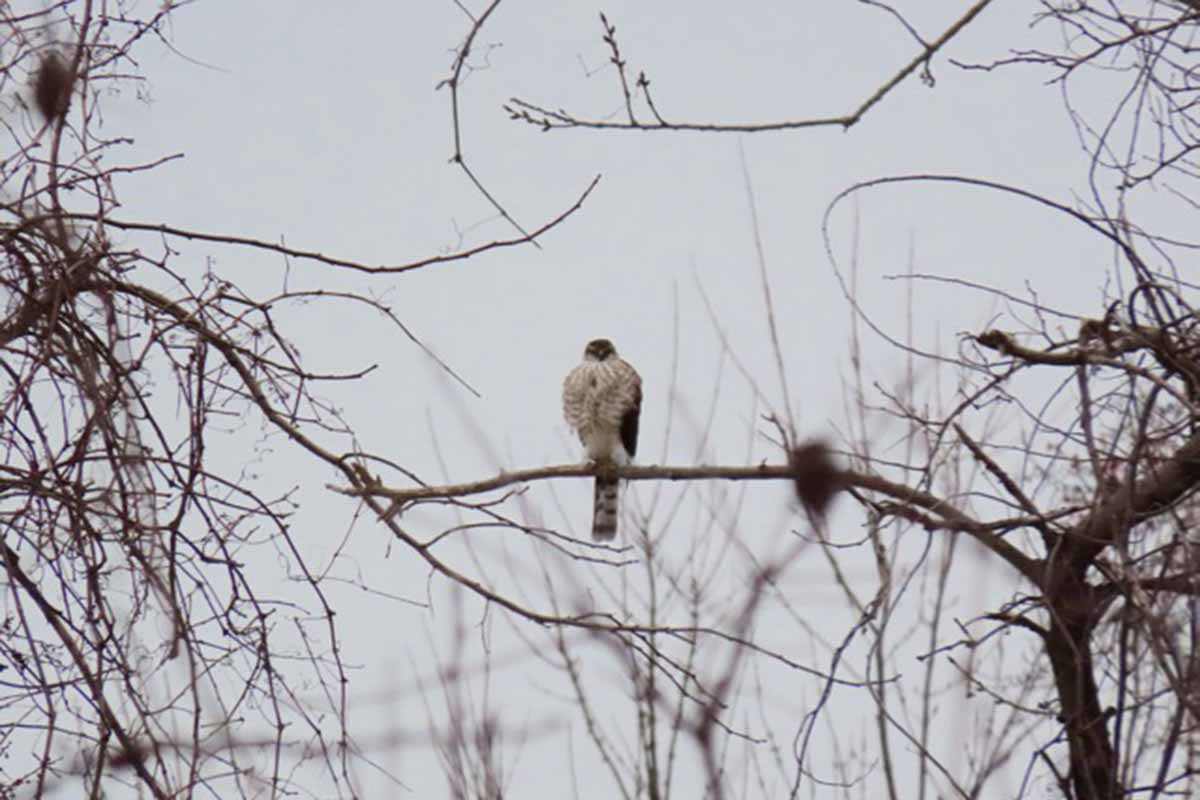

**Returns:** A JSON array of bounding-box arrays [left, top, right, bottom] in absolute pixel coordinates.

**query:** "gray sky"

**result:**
[[83, 1, 1133, 796]]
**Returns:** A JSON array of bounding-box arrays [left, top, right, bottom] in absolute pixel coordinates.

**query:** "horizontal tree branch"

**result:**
[[329, 459, 1041, 582], [330, 462, 795, 503]]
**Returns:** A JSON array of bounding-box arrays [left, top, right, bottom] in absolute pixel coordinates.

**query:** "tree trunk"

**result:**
[[1044, 573, 1120, 800]]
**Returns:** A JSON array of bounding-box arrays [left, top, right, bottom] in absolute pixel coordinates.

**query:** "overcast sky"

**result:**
[[73, 1, 1139, 796]]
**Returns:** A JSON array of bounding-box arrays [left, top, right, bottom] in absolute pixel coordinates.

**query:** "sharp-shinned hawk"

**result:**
[[562, 338, 642, 540]]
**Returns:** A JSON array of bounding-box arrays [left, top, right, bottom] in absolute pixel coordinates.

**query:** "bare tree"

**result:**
[[0, 4, 592, 797], [7, 2, 1200, 799]]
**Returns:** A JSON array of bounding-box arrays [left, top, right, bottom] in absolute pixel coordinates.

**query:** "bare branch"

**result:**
[[504, 1, 995, 134], [76, 174, 601, 275]]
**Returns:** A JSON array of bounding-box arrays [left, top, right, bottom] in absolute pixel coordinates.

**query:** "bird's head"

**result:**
[[583, 338, 617, 361]]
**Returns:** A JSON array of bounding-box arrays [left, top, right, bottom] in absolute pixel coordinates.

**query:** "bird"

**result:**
[[562, 338, 642, 540]]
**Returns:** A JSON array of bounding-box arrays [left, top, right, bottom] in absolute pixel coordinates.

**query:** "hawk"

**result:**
[[562, 338, 642, 540]]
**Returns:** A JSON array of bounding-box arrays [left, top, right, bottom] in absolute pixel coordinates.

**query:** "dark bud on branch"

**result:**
[[789, 439, 843, 517], [33, 51, 72, 122]]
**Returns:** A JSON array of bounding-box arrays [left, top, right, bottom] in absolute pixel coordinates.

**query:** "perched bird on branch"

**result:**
[[562, 338, 642, 540]]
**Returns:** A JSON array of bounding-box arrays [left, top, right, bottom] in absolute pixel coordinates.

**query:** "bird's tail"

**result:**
[[592, 477, 619, 541]]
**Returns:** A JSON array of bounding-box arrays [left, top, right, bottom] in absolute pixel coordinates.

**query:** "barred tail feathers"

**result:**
[[592, 476, 619, 541]]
